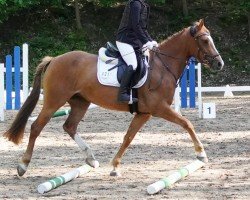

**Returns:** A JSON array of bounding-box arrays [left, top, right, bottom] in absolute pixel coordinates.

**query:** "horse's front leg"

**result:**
[[155, 104, 208, 163], [110, 113, 151, 176]]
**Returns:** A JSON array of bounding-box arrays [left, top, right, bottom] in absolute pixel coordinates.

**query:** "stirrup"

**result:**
[[117, 94, 137, 103], [129, 89, 138, 104]]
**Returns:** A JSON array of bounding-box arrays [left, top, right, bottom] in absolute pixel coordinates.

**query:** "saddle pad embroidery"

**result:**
[[97, 58, 148, 88]]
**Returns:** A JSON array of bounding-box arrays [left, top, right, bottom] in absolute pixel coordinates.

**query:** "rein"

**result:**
[[154, 51, 179, 83], [148, 48, 188, 91], [150, 48, 186, 62], [147, 50, 165, 91]]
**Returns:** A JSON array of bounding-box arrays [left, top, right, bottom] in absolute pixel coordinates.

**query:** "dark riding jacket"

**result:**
[[116, 0, 152, 50]]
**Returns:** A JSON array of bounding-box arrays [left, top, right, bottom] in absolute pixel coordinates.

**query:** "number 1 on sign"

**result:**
[[207, 107, 211, 114]]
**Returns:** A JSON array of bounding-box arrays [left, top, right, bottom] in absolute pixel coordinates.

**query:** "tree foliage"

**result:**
[[0, 0, 167, 21], [0, 0, 67, 23]]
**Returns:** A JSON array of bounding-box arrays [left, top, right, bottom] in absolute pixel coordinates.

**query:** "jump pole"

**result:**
[[51, 104, 97, 118], [52, 109, 71, 117], [147, 159, 205, 195], [28, 109, 71, 121], [29, 104, 98, 121], [37, 164, 93, 194]]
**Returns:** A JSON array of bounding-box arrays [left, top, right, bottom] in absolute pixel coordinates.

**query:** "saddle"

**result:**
[[105, 42, 120, 58], [97, 42, 148, 88]]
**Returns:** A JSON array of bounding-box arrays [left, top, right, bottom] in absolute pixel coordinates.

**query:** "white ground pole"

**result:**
[[200, 86, 250, 93], [178, 85, 250, 94], [37, 164, 93, 194], [197, 63, 202, 118], [174, 85, 181, 114], [22, 43, 29, 101], [147, 159, 205, 195], [0, 63, 4, 121]]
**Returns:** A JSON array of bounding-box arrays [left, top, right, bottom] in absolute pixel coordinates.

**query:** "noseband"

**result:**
[[192, 29, 220, 65]]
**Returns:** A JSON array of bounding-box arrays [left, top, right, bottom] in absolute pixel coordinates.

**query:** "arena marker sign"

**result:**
[[203, 102, 216, 118]]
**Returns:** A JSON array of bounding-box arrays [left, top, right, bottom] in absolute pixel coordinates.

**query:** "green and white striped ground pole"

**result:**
[[37, 164, 92, 194], [52, 109, 71, 118], [29, 104, 98, 121], [147, 159, 205, 195]]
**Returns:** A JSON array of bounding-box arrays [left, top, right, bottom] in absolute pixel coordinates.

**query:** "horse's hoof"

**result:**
[[17, 163, 27, 176], [110, 170, 121, 177], [86, 158, 100, 168], [197, 156, 208, 163]]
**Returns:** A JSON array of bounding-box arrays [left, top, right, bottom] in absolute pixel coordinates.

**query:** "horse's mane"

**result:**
[[160, 28, 187, 45]]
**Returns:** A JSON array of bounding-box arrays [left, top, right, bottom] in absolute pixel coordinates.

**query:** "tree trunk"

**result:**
[[74, 0, 82, 30], [182, 0, 188, 17], [201, 0, 206, 8], [173, 0, 182, 9], [248, 12, 250, 38]]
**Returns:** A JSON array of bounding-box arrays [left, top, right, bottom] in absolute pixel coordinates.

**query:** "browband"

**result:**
[[190, 26, 197, 37]]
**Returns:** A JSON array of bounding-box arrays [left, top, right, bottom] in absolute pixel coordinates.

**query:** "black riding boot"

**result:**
[[118, 65, 138, 103]]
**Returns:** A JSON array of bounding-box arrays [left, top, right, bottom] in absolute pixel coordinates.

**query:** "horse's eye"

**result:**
[[204, 39, 209, 44]]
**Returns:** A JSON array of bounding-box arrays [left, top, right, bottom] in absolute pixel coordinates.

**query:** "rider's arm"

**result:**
[[144, 30, 153, 41], [130, 1, 152, 44]]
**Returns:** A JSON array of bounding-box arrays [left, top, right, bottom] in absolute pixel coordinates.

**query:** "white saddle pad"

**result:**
[[97, 47, 148, 88]]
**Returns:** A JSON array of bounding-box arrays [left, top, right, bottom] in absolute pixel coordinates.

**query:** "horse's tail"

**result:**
[[3, 56, 53, 145]]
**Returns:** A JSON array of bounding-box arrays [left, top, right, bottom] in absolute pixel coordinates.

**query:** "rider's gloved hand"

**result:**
[[142, 41, 154, 51], [151, 41, 158, 48]]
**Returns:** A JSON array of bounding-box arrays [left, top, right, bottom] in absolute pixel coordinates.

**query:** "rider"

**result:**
[[116, 0, 158, 103]]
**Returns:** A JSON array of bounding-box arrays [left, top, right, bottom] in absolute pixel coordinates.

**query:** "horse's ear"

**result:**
[[197, 19, 204, 30]]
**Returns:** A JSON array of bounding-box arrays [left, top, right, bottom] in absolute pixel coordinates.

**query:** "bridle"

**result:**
[[193, 32, 220, 65], [148, 26, 221, 91]]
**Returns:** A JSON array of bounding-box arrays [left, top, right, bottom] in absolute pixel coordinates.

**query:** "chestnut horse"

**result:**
[[4, 19, 224, 177]]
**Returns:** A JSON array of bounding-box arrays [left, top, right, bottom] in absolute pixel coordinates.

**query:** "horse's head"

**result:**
[[189, 19, 224, 71]]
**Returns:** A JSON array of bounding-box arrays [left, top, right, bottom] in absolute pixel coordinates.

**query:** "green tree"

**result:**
[[224, 0, 250, 37], [0, 0, 66, 23]]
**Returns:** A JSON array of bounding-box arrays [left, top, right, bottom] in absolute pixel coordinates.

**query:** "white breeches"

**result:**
[[116, 41, 138, 70]]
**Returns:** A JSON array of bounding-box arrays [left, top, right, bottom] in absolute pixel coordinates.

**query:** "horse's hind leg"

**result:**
[[156, 105, 208, 163], [63, 95, 99, 168], [17, 105, 63, 176], [110, 113, 151, 176]]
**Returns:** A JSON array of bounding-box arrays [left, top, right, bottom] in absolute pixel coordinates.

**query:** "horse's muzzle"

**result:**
[[211, 56, 224, 71]]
